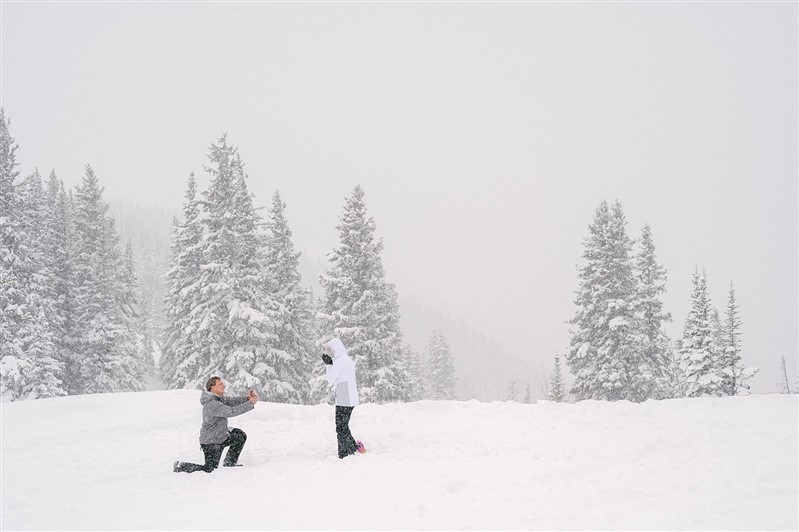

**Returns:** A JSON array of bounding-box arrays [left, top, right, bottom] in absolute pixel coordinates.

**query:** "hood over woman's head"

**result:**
[[325, 338, 348, 360]]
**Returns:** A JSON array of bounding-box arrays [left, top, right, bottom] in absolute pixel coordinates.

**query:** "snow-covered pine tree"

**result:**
[[547, 351, 566, 402], [566, 200, 646, 402], [63, 191, 82, 394], [161, 173, 207, 389], [523, 383, 532, 404], [263, 190, 315, 403], [718, 281, 757, 395], [0, 169, 65, 400], [120, 241, 153, 376], [71, 165, 108, 391], [635, 224, 674, 399], [425, 329, 456, 400], [710, 306, 726, 376], [319, 186, 410, 403], [0, 110, 18, 271], [678, 268, 724, 397], [0, 111, 66, 400], [0, 108, 29, 399], [403, 343, 424, 402], [72, 165, 142, 393], [718, 282, 740, 396], [44, 172, 78, 391], [14, 170, 65, 398], [506, 379, 518, 402], [106, 222, 143, 392], [191, 136, 278, 396]]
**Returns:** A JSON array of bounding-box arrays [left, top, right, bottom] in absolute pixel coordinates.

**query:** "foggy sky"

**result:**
[[2, 2, 797, 392]]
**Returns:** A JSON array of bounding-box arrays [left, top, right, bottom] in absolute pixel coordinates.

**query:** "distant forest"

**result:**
[[2, 109, 771, 402]]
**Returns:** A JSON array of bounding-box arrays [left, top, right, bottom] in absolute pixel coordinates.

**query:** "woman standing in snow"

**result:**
[[322, 338, 365, 458]]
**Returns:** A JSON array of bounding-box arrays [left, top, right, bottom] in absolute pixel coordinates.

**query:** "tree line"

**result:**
[[3, 106, 780, 404], [0, 109, 150, 399], [541, 200, 759, 402], [158, 133, 457, 403], [0, 110, 457, 402]]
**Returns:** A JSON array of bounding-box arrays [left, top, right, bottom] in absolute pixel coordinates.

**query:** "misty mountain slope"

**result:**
[[2, 393, 796, 531]]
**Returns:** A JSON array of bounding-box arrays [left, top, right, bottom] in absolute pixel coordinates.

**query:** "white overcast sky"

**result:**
[[2, 2, 797, 392]]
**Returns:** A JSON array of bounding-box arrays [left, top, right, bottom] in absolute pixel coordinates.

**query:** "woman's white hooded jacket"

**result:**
[[325, 338, 359, 407]]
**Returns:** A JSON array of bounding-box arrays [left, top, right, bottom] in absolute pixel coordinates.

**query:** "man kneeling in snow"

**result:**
[[174, 376, 258, 473]]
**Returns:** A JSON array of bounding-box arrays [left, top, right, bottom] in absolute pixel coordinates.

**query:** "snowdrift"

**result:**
[[2, 391, 797, 530]]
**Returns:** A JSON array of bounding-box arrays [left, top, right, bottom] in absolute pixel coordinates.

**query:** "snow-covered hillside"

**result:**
[[2, 392, 796, 530]]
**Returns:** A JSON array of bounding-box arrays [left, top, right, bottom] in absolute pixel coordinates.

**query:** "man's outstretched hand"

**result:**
[[247, 390, 259, 404]]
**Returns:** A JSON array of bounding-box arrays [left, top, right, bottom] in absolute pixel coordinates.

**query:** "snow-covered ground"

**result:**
[[2, 392, 797, 531]]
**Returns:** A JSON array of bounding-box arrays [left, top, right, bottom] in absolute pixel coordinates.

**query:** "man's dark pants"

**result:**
[[174, 428, 247, 473], [335, 406, 357, 459]]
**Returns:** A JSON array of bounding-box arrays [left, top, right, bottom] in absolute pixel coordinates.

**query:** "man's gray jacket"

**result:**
[[199, 391, 254, 444]]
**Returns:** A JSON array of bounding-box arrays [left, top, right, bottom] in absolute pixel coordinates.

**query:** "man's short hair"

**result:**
[[205, 376, 221, 391]]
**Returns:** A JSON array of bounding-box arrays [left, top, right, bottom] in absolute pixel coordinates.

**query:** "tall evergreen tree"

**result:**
[[635, 224, 674, 399], [718, 282, 757, 395], [0, 169, 66, 399], [566, 200, 646, 401], [319, 186, 410, 403], [0, 115, 66, 399], [72, 165, 142, 393], [44, 172, 77, 387], [424, 330, 456, 400], [15, 170, 65, 398], [547, 351, 566, 402], [0, 108, 28, 399], [678, 268, 723, 397], [0, 108, 19, 272], [161, 173, 207, 389], [710, 306, 726, 375], [263, 190, 315, 403], [189, 136, 278, 396]]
